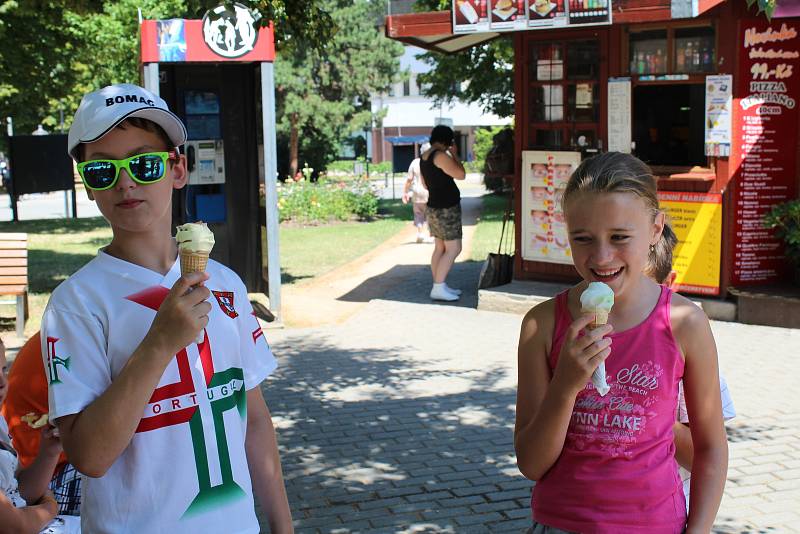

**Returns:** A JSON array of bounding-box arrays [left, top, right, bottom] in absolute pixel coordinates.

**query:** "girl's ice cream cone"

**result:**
[[180, 250, 209, 274], [580, 282, 615, 396], [589, 310, 609, 329]]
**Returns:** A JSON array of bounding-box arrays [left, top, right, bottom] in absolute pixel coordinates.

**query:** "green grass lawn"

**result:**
[[280, 199, 409, 284], [0, 200, 412, 336], [470, 192, 512, 261]]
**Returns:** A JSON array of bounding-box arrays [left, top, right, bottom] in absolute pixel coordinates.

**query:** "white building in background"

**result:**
[[370, 45, 511, 172]]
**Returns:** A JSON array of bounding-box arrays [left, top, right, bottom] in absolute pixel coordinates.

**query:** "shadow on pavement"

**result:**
[[337, 260, 485, 310], [258, 336, 532, 532]]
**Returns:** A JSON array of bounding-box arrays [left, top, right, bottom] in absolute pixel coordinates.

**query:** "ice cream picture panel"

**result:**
[[521, 150, 581, 264]]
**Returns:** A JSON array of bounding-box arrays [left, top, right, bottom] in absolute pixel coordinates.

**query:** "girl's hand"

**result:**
[[38, 425, 63, 458], [36, 490, 58, 516], [401, 193, 409, 204], [552, 313, 613, 395]]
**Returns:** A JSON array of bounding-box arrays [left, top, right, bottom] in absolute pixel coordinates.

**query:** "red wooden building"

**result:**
[[386, 1, 800, 297]]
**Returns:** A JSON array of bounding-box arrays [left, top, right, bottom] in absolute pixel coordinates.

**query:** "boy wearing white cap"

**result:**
[[41, 84, 293, 533]]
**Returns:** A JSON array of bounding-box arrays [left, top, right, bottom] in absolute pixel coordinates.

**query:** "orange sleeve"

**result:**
[[1, 332, 66, 469]]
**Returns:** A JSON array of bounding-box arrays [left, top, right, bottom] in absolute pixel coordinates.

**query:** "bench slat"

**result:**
[[0, 233, 28, 240], [0, 267, 27, 275], [0, 276, 27, 285], [0, 242, 27, 249], [0, 250, 27, 258], [0, 258, 27, 267], [0, 285, 27, 295]]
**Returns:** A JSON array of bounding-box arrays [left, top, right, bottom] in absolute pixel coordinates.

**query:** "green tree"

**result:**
[[0, 0, 336, 140], [274, 0, 403, 178]]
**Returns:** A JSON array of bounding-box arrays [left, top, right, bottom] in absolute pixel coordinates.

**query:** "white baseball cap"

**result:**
[[67, 83, 187, 161]]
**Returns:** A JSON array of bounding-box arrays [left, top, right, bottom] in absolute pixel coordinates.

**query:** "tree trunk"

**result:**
[[289, 113, 299, 179]]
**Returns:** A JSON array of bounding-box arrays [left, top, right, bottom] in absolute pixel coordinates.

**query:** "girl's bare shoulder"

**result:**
[[669, 292, 714, 354], [519, 297, 558, 352]]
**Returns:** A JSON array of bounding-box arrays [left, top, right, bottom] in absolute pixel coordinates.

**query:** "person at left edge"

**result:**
[[41, 83, 293, 533]]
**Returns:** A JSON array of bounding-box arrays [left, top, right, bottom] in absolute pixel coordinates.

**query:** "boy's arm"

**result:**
[[55, 273, 211, 478], [16, 427, 61, 504], [245, 386, 293, 534], [0, 491, 57, 534], [673, 299, 728, 534]]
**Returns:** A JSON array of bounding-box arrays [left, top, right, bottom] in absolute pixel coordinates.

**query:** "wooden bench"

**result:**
[[0, 233, 28, 338]]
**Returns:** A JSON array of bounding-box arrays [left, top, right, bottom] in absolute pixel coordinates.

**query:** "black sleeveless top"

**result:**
[[420, 149, 461, 209]]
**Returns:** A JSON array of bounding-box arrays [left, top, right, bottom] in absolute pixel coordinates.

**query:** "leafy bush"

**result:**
[[764, 199, 800, 264], [275, 177, 379, 224]]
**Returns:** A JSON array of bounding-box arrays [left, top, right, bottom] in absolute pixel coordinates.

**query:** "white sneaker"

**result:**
[[430, 285, 459, 301], [445, 284, 462, 295], [416, 234, 424, 243]]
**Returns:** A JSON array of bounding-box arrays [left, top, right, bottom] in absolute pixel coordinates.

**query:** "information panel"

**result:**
[[658, 192, 722, 296], [608, 77, 631, 153], [730, 19, 800, 286], [521, 150, 581, 264], [704, 74, 732, 156]]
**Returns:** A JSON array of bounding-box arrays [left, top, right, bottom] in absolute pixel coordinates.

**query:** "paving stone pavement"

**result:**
[[259, 288, 800, 533]]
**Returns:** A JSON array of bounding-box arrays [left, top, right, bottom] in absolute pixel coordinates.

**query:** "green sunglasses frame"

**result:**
[[77, 150, 178, 191]]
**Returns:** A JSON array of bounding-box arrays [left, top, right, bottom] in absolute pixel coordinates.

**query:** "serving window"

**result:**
[[528, 38, 601, 151]]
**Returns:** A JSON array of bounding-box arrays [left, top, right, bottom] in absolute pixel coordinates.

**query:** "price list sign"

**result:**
[[730, 20, 800, 286]]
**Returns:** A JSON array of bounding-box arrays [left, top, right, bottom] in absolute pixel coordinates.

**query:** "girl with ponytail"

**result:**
[[515, 152, 727, 533]]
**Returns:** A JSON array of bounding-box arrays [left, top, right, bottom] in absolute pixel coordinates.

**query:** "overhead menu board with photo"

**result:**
[[521, 150, 582, 264], [452, 0, 611, 34]]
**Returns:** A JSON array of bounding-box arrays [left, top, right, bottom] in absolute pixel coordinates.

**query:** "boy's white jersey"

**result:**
[[42, 251, 276, 534]]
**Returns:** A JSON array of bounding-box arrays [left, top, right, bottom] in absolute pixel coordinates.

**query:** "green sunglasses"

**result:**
[[77, 151, 178, 191]]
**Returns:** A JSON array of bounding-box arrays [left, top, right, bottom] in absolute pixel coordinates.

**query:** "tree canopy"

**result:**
[[0, 0, 401, 177]]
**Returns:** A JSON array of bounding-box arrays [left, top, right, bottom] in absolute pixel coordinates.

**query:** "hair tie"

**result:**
[[649, 243, 656, 254]]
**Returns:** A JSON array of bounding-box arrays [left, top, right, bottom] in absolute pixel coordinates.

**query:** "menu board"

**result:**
[[453, 0, 490, 33], [521, 150, 581, 264], [453, 0, 610, 33], [704, 74, 732, 156], [658, 192, 722, 296], [607, 77, 631, 153], [489, 0, 527, 31], [730, 19, 800, 286]]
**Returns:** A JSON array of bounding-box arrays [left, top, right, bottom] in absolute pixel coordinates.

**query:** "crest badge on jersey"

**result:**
[[212, 290, 239, 318]]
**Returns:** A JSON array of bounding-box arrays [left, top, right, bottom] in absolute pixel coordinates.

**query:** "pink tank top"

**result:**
[[532, 286, 687, 533]]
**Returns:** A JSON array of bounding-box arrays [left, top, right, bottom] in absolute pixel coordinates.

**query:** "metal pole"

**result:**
[[261, 62, 282, 321], [6, 117, 17, 222], [143, 63, 160, 96]]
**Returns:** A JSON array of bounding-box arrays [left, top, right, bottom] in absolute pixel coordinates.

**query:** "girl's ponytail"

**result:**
[[647, 222, 678, 285]]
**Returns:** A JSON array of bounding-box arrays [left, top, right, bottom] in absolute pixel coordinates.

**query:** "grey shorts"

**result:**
[[413, 202, 427, 226], [426, 204, 462, 241]]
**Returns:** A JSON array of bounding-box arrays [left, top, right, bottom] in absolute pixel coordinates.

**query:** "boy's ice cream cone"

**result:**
[[180, 250, 209, 275], [176, 222, 215, 344], [580, 282, 615, 397]]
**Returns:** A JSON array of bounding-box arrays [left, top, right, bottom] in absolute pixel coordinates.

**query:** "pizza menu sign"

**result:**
[[730, 19, 800, 286], [452, 0, 611, 34]]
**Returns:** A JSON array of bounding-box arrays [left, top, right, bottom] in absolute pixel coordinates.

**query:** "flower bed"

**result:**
[[275, 177, 379, 224]]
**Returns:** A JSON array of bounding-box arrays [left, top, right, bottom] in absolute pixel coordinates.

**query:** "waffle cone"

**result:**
[[584, 310, 609, 329], [180, 250, 209, 274]]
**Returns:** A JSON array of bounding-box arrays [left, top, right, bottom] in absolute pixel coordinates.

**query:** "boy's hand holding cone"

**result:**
[[176, 222, 215, 343], [580, 282, 614, 396]]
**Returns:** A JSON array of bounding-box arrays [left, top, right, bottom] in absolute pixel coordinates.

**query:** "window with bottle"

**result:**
[[528, 38, 601, 150], [674, 27, 715, 74], [628, 25, 715, 77]]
